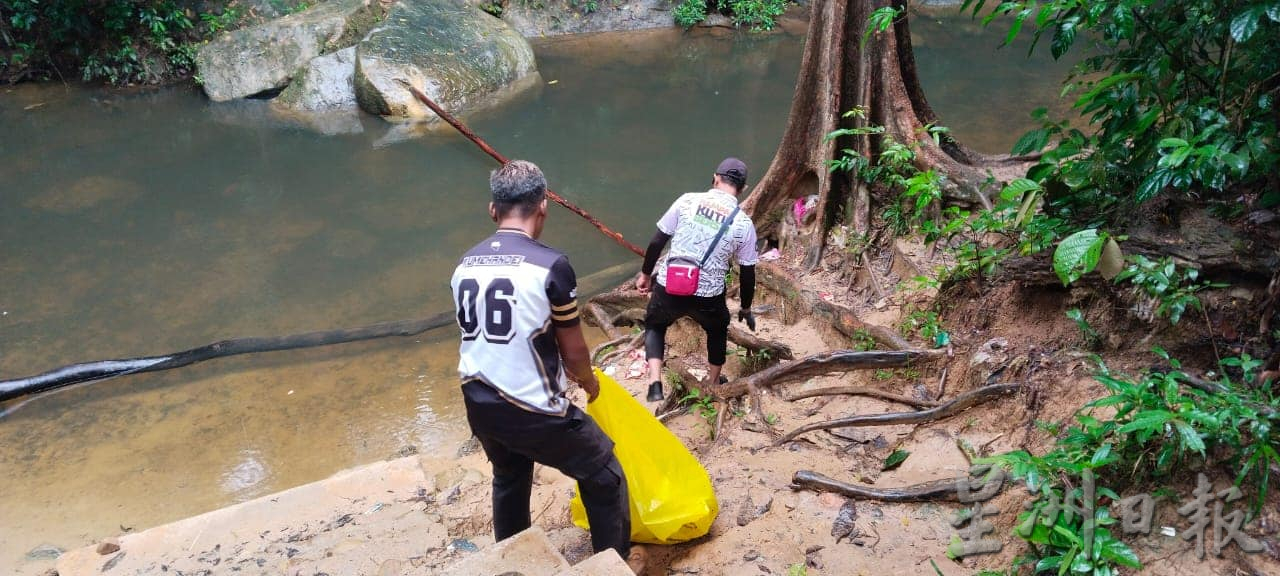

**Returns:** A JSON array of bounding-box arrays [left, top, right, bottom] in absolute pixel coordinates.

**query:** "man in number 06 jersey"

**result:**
[[450, 160, 637, 567]]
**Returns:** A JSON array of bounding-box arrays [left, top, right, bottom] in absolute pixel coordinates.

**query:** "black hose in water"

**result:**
[[0, 312, 455, 405]]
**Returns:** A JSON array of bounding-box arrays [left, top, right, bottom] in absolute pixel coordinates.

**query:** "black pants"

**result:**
[[644, 283, 731, 366], [461, 381, 631, 558]]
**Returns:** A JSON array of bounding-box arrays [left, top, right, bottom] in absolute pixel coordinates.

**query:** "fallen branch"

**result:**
[[791, 470, 961, 502], [711, 349, 942, 399], [0, 313, 455, 404], [396, 79, 643, 257], [776, 383, 1023, 444], [783, 385, 939, 409]]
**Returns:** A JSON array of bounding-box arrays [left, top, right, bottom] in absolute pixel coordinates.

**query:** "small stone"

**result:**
[[736, 494, 774, 526], [743, 550, 761, 561], [831, 500, 859, 543], [455, 436, 482, 457], [25, 544, 64, 561], [96, 538, 121, 555]]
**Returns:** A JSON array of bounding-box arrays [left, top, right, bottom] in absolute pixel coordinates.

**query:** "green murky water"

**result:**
[[0, 20, 1072, 572]]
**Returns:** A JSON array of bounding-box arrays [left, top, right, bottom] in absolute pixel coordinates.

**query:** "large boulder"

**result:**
[[354, 0, 538, 121], [271, 46, 364, 134], [196, 0, 379, 101]]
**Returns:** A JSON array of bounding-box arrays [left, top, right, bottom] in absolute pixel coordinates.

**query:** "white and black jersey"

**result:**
[[450, 229, 581, 415]]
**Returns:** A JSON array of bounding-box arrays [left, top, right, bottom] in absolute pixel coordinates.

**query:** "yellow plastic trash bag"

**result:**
[[570, 369, 718, 544]]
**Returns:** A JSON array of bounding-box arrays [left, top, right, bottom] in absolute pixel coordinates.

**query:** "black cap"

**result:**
[[715, 157, 748, 185]]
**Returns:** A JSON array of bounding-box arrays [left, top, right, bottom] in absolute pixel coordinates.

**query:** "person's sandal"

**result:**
[[646, 381, 664, 402]]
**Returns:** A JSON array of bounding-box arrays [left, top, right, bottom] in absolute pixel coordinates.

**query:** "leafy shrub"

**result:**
[[674, 0, 707, 28], [970, 0, 1279, 217], [1, 0, 205, 84]]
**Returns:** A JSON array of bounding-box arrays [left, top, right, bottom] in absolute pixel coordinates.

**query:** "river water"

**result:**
[[0, 19, 1072, 572]]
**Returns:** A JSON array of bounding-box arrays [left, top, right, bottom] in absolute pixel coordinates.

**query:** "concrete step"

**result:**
[[438, 527, 634, 576], [438, 527, 569, 575]]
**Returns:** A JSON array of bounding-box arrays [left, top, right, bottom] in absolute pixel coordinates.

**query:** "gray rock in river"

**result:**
[[196, 0, 379, 101], [274, 46, 359, 112], [354, 0, 538, 122], [270, 46, 366, 134]]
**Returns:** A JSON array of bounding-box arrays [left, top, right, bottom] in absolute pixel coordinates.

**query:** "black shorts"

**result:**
[[643, 283, 730, 366]]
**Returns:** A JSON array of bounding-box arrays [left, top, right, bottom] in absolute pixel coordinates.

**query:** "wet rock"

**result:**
[[25, 544, 64, 561], [830, 500, 859, 543], [456, 435, 482, 457], [354, 0, 538, 122], [735, 493, 773, 526], [271, 46, 365, 135], [96, 538, 121, 555], [196, 0, 378, 101], [274, 46, 358, 112]]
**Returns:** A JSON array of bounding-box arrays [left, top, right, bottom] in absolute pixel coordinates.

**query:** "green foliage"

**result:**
[[967, 0, 1279, 216], [982, 349, 1280, 572], [785, 563, 807, 576], [673, 0, 707, 28], [1, 0, 202, 84], [1114, 255, 1224, 324], [673, 0, 788, 31], [726, 0, 787, 30], [680, 386, 719, 435], [200, 6, 241, 35], [901, 308, 948, 347], [882, 448, 910, 470], [734, 346, 773, 373], [849, 328, 876, 351], [863, 5, 901, 46], [1052, 229, 1109, 285], [1065, 308, 1101, 349]]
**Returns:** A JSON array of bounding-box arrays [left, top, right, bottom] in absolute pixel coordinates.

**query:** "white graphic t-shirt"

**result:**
[[654, 189, 759, 297]]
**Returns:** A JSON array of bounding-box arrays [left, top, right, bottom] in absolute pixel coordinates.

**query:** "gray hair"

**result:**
[[490, 160, 547, 218]]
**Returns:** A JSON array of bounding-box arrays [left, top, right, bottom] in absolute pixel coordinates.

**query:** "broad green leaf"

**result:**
[[1073, 73, 1142, 109], [1053, 229, 1106, 285], [1220, 152, 1249, 177], [882, 448, 910, 470], [1268, 3, 1280, 22], [1116, 410, 1173, 434], [1172, 420, 1206, 455], [1012, 128, 1050, 155], [1136, 169, 1173, 202], [1231, 8, 1261, 42]]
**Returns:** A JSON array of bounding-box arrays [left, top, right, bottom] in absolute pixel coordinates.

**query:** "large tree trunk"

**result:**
[[743, 0, 1032, 269]]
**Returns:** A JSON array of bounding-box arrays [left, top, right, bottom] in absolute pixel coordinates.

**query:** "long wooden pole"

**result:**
[[395, 79, 645, 257]]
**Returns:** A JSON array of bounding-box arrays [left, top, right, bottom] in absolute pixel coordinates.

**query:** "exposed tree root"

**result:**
[[728, 325, 794, 361], [776, 383, 1022, 444], [712, 349, 941, 400], [783, 385, 939, 409], [790, 470, 961, 502], [592, 334, 641, 365], [588, 303, 623, 340], [757, 262, 913, 350]]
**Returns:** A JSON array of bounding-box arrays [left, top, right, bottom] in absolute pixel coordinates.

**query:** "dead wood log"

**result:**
[[711, 349, 941, 399], [758, 262, 913, 350], [776, 383, 1023, 444], [791, 470, 961, 502], [783, 385, 939, 409]]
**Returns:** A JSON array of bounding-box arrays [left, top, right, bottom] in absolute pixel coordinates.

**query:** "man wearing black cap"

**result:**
[[635, 157, 760, 401]]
